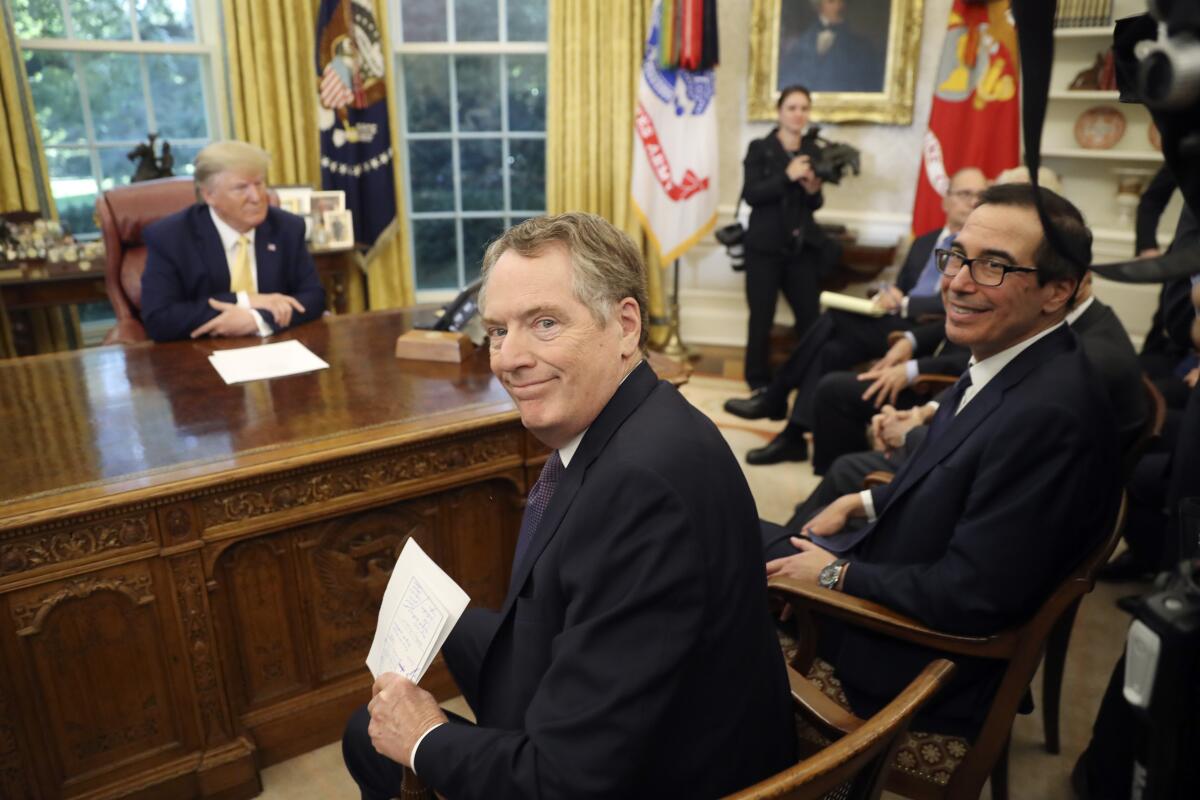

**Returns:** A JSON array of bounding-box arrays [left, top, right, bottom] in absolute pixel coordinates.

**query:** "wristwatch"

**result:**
[[818, 558, 849, 590]]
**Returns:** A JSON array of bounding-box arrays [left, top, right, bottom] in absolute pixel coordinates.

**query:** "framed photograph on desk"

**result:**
[[748, 0, 924, 124], [311, 209, 355, 250]]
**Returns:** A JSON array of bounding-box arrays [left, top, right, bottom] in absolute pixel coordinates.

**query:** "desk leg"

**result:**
[[0, 303, 14, 358]]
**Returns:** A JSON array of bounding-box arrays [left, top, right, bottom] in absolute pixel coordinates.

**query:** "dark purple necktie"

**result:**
[[511, 451, 564, 579], [925, 372, 973, 443]]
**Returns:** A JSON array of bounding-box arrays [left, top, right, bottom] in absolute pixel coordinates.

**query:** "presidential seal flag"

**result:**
[[316, 0, 396, 258], [631, 0, 718, 262]]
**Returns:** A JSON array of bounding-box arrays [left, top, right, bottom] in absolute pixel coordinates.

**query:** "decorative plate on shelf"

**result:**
[[1074, 106, 1126, 149], [1148, 121, 1162, 152]]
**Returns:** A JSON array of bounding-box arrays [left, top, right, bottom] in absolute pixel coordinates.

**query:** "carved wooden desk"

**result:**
[[0, 311, 532, 799]]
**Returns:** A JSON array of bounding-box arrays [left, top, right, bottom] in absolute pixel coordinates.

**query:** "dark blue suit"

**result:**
[[140, 205, 325, 342], [345, 362, 796, 799], [822, 326, 1122, 735]]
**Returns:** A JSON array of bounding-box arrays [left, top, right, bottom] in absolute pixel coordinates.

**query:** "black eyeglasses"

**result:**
[[946, 189, 982, 201], [934, 248, 1039, 287]]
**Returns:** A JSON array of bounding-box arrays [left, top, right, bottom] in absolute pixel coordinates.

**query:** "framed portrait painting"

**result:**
[[749, 0, 925, 124]]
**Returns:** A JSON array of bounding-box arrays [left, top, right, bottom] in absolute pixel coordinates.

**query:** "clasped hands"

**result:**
[[189, 293, 306, 338], [365, 672, 448, 768], [786, 155, 822, 194], [765, 493, 861, 584]]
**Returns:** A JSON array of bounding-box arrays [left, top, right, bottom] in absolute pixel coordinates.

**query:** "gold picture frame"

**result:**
[[749, 0, 925, 124]]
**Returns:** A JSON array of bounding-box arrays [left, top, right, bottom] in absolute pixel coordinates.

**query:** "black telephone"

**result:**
[[419, 277, 483, 333]]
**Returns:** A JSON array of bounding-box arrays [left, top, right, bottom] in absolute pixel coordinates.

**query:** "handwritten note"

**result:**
[[366, 539, 470, 681]]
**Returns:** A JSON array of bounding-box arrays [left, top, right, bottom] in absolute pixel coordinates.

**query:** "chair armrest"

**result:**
[[788, 665, 864, 738], [911, 373, 958, 395], [768, 575, 1018, 659], [862, 470, 894, 489], [102, 319, 148, 346]]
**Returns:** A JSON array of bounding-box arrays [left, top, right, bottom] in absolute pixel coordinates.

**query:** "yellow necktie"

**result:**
[[229, 235, 253, 293]]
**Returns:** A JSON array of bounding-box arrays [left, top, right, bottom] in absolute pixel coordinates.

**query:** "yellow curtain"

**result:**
[[223, 0, 321, 184], [0, 5, 53, 215], [547, 0, 666, 345], [368, 0, 415, 309]]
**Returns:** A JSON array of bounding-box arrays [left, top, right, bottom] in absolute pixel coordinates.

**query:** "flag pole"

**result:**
[[661, 258, 689, 359]]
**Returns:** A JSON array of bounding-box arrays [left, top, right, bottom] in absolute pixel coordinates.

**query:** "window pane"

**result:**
[[23, 50, 86, 145], [461, 217, 506, 282], [454, 0, 498, 42], [509, 138, 544, 211], [45, 148, 99, 236], [459, 139, 503, 211], [507, 0, 547, 41], [413, 219, 458, 289], [13, 0, 67, 38], [137, 0, 195, 42], [455, 56, 500, 132], [507, 55, 545, 132], [99, 146, 137, 190], [168, 142, 203, 176], [81, 52, 148, 141], [408, 140, 454, 212], [146, 54, 208, 139], [67, 0, 133, 40], [401, 0, 447, 42], [401, 55, 451, 133]]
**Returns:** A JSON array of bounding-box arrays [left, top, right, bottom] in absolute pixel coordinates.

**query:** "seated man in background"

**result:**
[[343, 213, 795, 799], [140, 140, 325, 342], [765, 184, 1122, 737], [724, 166, 986, 465]]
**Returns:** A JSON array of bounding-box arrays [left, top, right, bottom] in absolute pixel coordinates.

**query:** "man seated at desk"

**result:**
[[140, 140, 325, 342], [343, 213, 795, 799]]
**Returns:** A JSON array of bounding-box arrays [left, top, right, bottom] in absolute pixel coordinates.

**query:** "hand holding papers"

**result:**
[[207, 339, 329, 384], [367, 539, 470, 682], [819, 290, 887, 317]]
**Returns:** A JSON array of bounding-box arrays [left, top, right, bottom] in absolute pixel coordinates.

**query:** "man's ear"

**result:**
[[1041, 277, 1078, 316], [616, 297, 642, 355]]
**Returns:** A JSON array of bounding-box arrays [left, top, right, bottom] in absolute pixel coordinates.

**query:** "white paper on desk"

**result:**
[[819, 291, 886, 318], [366, 538, 470, 681], [207, 339, 329, 384]]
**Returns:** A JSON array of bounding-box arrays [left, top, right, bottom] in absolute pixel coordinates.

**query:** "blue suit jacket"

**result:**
[[140, 204, 325, 342], [826, 326, 1122, 735], [416, 361, 796, 799]]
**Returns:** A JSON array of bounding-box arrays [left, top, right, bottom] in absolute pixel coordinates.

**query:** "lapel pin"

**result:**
[[267, 243, 277, 252]]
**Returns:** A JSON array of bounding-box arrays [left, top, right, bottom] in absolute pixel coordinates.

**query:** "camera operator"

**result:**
[[738, 84, 842, 391]]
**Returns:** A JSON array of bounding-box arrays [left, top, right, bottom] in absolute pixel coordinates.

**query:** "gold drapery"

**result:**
[[0, 4, 52, 215], [547, 0, 666, 345]]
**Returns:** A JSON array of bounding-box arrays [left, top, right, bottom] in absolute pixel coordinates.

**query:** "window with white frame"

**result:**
[[11, 0, 223, 238], [392, 0, 547, 294]]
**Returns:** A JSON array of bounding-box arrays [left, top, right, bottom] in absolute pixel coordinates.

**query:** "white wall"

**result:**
[[678, 0, 1161, 351]]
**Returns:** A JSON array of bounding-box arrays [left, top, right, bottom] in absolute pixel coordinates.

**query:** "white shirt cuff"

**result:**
[[248, 308, 272, 337], [904, 359, 918, 384], [859, 489, 877, 522], [903, 331, 917, 349], [410, 722, 446, 775], [900, 295, 910, 317]]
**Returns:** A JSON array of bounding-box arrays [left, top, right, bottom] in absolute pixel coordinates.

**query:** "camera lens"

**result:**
[[1138, 34, 1200, 109], [728, 243, 745, 269]]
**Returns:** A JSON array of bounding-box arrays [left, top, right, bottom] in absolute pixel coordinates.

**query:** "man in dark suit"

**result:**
[[779, 0, 883, 92], [806, 272, 1145, 475], [765, 184, 1122, 736], [342, 213, 795, 799], [725, 167, 986, 465], [140, 140, 325, 342]]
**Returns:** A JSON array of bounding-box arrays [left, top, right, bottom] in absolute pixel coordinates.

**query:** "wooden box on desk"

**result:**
[[395, 329, 474, 363]]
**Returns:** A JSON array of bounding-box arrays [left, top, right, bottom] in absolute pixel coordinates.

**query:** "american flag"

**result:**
[[320, 64, 354, 110]]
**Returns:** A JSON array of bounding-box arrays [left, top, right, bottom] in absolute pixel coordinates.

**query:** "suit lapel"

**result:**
[[255, 212, 281, 292], [192, 207, 230, 293], [499, 360, 659, 614], [879, 326, 1076, 515]]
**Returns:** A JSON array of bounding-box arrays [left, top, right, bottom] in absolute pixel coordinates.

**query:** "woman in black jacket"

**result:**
[[741, 85, 838, 389]]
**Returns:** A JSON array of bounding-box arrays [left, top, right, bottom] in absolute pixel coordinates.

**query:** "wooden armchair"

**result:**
[[95, 176, 196, 345], [726, 659, 955, 800], [768, 492, 1127, 800]]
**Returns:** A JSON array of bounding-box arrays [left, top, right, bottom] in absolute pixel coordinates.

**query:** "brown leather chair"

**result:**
[[725, 659, 956, 800], [769, 492, 1127, 800], [95, 176, 196, 345]]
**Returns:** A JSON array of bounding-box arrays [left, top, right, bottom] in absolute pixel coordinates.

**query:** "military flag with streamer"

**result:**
[[911, 0, 1020, 234]]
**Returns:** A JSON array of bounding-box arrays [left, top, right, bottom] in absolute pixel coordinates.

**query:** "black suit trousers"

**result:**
[[810, 370, 924, 474], [743, 247, 820, 388]]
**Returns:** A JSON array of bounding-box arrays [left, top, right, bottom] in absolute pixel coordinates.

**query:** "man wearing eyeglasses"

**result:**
[[765, 183, 1123, 737], [724, 167, 987, 466]]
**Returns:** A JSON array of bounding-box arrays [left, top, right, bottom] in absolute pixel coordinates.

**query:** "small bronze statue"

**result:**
[[128, 133, 176, 182]]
